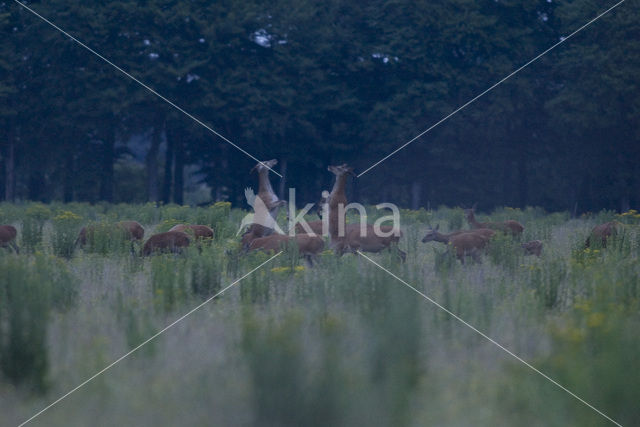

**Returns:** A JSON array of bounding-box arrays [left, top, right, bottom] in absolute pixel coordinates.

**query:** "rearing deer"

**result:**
[[465, 205, 524, 236], [326, 164, 406, 261], [241, 159, 287, 250]]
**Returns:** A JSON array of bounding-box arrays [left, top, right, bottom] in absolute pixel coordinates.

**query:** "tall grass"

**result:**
[[0, 203, 639, 426]]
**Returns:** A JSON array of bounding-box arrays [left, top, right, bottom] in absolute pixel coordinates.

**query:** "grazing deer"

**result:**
[[76, 221, 144, 247], [326, 164, 406, 261], [521, 240, 543, 256], [141, 231, 190, 256], [0, 225, 19, 253], [585, 221, 620, 248], [169, 224, 214, 240], [248, 233, 325, 266], [421, 225, 493, 264], [465, 205, 524, 236]]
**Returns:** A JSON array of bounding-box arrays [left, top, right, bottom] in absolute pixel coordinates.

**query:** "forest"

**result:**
[[1, 0, 638, 212]]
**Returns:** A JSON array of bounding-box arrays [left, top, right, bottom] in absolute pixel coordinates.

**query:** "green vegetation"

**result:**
[[0, 202, 639, 426]]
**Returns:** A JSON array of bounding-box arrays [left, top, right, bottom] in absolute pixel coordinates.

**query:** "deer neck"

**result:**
[[329, 174, 348, 206], [435, 232, 450, 244], [328, 174, 348, 239], [257, 168, 278, 207], [467, 212, 482, 228]]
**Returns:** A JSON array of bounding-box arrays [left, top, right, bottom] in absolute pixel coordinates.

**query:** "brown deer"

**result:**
[[521, 240, 543, 256], [251, 159, 287, 230], [0, 225, 19, 253], [465, 205, 524, 236], [141, 231, 190, 256], [421, 225, 493, 264], [585, 221, 620, 248], [326, 164, 406, 261], [247, 233, 325, 266], [421, 225, 495, 243], [76, 221, 144, 247], [169, 224, 214, 240]]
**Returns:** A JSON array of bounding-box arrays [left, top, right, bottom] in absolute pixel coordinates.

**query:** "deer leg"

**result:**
[[9, 241, 20, 254]]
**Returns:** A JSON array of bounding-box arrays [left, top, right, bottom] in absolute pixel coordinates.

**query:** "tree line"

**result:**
[[1, 0, 638, 212]]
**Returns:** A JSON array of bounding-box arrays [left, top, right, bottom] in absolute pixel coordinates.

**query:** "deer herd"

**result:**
[[0, 160, 626, 266]]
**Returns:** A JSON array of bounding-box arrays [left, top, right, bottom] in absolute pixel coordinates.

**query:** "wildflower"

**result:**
[[587, 312, 604, 328]]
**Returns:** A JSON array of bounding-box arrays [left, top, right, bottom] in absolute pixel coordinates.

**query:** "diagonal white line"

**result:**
[[18, 251, 283, 427], [357, 0, 625, 177], [12, 0, 282, 177], [356, 251, 622, 427]]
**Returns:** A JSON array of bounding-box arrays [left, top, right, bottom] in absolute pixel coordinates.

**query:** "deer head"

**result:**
[[250, 159, 278, 174]]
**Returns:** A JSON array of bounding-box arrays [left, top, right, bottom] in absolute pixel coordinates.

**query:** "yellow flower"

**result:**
[[587, 312, 605, 328]]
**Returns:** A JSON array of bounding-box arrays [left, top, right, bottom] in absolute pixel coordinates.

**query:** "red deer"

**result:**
[[421, 225, 494, 264], [0, 225, 19, 253], [585, 221, 620, 248], [169, 224, 214, 240], [250, 159, 287, 232], [421, 225, 495, 244], [521, 240, 543, 256], [465, 205, 524, 236], [247, 233, 325, 266], [141, 231, 190, 256], [76, 221, 144, 247], [326, 164, 406, 261], [241, 223, 273, 250]]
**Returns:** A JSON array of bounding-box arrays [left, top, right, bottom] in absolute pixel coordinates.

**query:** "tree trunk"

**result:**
[[517, 152, 528, 208], [100, 124, 116, 202], [63, 155, 74, 203], [4, 130, 15, 201], [278, 157, 287, 200], [146, 114, 164, 202], [162, 125, 174, 204], [411, 180, 422, 210], [173, 137, 184, 205]]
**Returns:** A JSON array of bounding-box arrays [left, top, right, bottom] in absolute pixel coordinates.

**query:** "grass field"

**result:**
[[1, 202, 639, 426]]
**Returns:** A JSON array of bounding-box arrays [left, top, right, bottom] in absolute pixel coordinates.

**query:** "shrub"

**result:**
[[0, 255, 77, 392], [51, 211, 82, 258]]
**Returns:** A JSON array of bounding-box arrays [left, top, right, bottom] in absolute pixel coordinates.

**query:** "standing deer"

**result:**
[[326, 164, 406, 261], [141, 231, 190, 256], [421, 225, 494, 264], [465, 205, 524, 236], [585, 221, 620, 248], [0, 225, 19, 253]]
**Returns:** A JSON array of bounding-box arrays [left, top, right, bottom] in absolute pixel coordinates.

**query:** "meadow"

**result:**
[[0, 202, 639, 426]]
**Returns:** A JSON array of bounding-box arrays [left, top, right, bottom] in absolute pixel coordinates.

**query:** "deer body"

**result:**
[[465, 208, 524, 236], [0, 225, 19, 253], [169, 224, 214, 240], [422, 226, 493, 263], [141, 231, 190, 256], [521, 240, 543, 256], [248, 233, 325, 265], [585, 221, 619, 248]]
